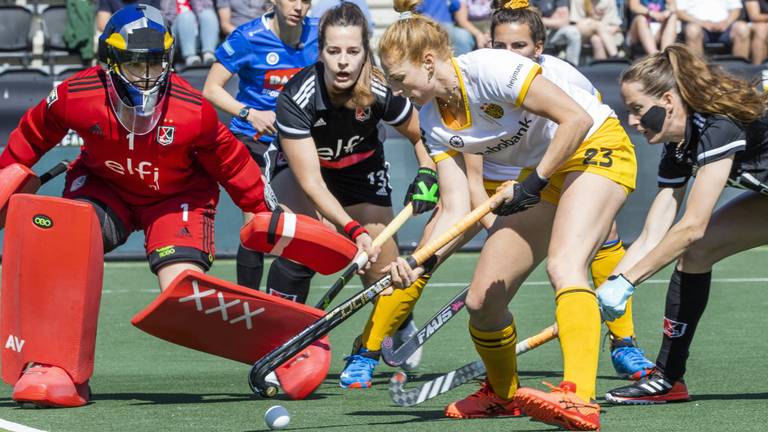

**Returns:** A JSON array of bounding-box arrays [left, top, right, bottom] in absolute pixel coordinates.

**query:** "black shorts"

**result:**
[[321, 150, 393, 207], [234, 133, 288, 182]]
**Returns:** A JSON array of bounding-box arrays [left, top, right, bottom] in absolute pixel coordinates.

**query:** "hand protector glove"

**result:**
[[404, 167, 439, 214], [492, 171, 548, 216], [596, 274, 635, 321]]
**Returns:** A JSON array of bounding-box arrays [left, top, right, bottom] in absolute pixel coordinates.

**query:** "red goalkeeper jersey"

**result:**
[[0, 67, 268, 213]]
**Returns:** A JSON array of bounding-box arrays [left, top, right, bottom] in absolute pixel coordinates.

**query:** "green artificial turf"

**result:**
[[1, 250, 766, 431]]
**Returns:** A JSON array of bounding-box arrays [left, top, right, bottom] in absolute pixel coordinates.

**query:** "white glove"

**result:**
[[596, 274, 635, 321]]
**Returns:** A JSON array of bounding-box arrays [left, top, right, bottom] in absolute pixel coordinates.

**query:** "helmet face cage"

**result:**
[[99, 4, 174, 134]]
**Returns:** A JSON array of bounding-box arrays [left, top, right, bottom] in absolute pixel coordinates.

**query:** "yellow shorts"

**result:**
[[484, 117, 636, 205]]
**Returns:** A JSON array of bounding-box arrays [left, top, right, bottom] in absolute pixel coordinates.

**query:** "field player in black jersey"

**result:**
[[595, 44, 768, 404], [275, 2, 436, 389]]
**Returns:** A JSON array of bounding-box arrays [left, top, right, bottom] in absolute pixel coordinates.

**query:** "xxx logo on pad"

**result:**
[[179, 281, 265, 330]]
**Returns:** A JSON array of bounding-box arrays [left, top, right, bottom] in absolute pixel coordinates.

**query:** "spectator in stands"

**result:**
[[627, 0, 678, 56], [530, 0, 582, 65], [163, 0, 220, 67], [97, 0, 162, 31], [676, 0, 749, 59], [217, 0, 271, 35], [570, 0, 623, 60], [465, 0, 493, 35], [745, 0, 768, 64], [417, 0, 488, 54], [310, 0, 374, 34]]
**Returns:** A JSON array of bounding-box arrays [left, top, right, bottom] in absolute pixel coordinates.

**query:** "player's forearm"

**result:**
[[623, 220, 706, 284], [203, 84, 245, 117], [301, 180, 353, 227], [536, 115, 592, 178]]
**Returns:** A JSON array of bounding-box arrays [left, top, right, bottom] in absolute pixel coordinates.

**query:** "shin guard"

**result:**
[[2, 195, 103, 386]]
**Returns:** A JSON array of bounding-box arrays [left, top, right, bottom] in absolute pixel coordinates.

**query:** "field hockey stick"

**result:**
[[38, 160, 70, 184], [381, 285, 469, 367], [248, 189, 509, 398], [314, 204, 414, 310], [389, 324, 558, 407]]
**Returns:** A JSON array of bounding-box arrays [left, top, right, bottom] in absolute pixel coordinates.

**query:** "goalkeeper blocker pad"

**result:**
[[0, 164, 41, 229], [132, 271, 331, 399], [240, 209, 357, 275], [1, 195, 103, 385]]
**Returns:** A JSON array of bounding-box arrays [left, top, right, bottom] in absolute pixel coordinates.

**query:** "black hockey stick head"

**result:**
[[381, 336, 404, 367], [249, 361, 279, 398]]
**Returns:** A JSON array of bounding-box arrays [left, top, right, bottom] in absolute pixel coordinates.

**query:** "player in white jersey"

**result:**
[[378, 1, 637, 430], [481, 0, 655, 382]]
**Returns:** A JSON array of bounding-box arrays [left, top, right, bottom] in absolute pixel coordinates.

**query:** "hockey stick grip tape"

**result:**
[[407, 190, 506, 266], [372, 203, 413, 249], [38, 160, 70, 184], [515, 324, 558, 354]]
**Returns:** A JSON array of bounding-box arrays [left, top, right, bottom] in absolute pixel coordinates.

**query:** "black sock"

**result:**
[[236, 244, 264, 290], [266, 257, 316, 304], [397, 313, 414, 331], [656, 269, 712, 381]]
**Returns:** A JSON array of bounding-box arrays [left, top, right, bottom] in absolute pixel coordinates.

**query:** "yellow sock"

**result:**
[[470, 321, 518, 399], [590, 240, 624, 288], [361, 275, 430, 351], [556, 287, 600, 401], [591, 240, 635, 339]]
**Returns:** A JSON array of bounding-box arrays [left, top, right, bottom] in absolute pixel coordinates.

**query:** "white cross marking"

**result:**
[[178, 280, 216, 311], [204, 292, 241, 321], [229, 302, 265, 330]]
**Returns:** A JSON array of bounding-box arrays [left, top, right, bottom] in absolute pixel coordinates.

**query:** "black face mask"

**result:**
[[639, 105, 667, 134]]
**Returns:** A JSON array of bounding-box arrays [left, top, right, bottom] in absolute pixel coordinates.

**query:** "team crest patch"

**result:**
[[449, 136, 464, 148], [222, 41, 235, 56], [355, 107, 371, 122], [157, 126, 175, 146], [46, 87, 58, 108], [663, 317, 688, 338], [69, 175, 87, 192], [267, 288, 298, 302], [266, 52, 280, 65], [481, 103, 504, 119]]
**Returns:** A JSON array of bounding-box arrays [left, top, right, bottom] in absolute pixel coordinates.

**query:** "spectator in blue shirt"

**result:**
[[310, 0, 374, 34], [418, 0, 488, 54]]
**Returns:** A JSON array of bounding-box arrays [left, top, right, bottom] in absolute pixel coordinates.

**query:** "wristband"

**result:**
[[521, 170, 548, 194], [344, 220, 368, 241]]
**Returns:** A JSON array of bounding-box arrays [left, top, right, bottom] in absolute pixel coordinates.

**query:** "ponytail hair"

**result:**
[[621, 44, 768, 124], [490, 0, 547, 46], [319, 1, 385, 108], [378, 0, 453, 67]]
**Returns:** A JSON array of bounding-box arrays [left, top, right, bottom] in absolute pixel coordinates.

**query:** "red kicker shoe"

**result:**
[[12, 364, 90, 408], [514, 381, 600, 431], [444, 380, 522, 419]]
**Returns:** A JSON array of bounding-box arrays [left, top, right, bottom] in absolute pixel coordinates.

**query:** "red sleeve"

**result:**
[[0, 82, 70, 169], [195, 102, 268, 213]]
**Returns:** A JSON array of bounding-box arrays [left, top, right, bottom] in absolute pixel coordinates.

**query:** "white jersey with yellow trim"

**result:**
[[481, 53, 602, 181], [421, 49, 614, 181]]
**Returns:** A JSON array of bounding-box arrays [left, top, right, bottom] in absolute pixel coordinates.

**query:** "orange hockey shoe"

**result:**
[[514, 381, 600, 431], [11, 364, 90, 408], [444, 380, 522, 419]]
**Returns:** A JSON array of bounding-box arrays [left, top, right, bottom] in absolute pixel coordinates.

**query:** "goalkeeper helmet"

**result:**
[[98, 4, 174, 135]]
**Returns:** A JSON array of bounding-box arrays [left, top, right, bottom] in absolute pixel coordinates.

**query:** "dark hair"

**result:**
[[621, 44, 768, 124], [319, 1, 384, 108], [490, 0, 547, 46]]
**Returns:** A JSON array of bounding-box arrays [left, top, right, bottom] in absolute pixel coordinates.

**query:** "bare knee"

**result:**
[[546, 256, 584, 290], [684, 23, 703, 42], [731, 21, 750, 42]]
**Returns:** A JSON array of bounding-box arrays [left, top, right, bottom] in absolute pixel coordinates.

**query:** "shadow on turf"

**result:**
[[0, 391, 332, 408]]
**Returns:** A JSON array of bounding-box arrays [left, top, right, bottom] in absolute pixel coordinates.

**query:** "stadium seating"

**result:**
[[0, 5, 35, 66]]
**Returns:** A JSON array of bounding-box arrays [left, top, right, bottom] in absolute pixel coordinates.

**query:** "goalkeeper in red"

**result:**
[[0, 4, 268, 407]]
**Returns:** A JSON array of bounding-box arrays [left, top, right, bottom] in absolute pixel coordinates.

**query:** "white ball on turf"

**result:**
[[264, 405, 291, 430]]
